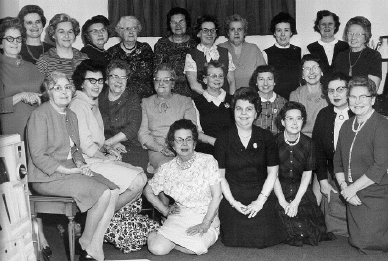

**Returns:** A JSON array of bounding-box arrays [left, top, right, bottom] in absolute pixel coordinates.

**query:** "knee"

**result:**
[[130, 172, 147, 192], [147, 238, 172, 256]]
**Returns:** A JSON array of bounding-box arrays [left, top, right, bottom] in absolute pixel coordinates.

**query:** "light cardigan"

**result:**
[[69, 90, 105, 157]]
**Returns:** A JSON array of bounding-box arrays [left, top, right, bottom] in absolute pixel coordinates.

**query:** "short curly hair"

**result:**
[[313, 10, 340, 35], [72, 59, 106, 91], [322, 72, 350, 97], [194, 14, 220, 40], [277, 101, 307, 130], [300, 54, 324, 86], [47, 13, 80, 42], [106, 59, 131, 77], [348, 75, 377, 97], [225, 14, 248, 37], [232, 87, 262, 116], [42, 71, 74, 101], [81, 15, 110, 45], [18, 5, 47, 29], [0, 17, 23, 39], [153, 63, 177, 80], [343, 16, 372, 44], [115, 16, 142, 38], [166, 119, 198, 152], [270, 12, 297, 35], [249, 65, 277, 90], [166, 7, 191, 33]]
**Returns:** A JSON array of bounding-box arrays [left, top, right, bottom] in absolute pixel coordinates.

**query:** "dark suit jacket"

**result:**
[[312, 105, 354, 181]]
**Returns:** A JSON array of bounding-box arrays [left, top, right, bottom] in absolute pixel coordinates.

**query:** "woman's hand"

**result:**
[[231, 200, 248, 215], [74, 160, 93, 176], [186, 222, 211, 236], [285, 199, 300, 217], [15, 92, 42, 106], [160, 147, 175, 157], [347, 195, 362, 206], [167, 204, 180, 216], [341, 184, 358, 202], [107, 148, 122, 161], [319, 179, 338, 203], [278, 199, 289, 210], [112, 142, 127, 153], [247, 199, 265, 218]]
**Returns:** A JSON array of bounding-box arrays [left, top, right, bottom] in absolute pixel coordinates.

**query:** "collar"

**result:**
[[154, 95, 174, 113], [275, 43, 290, 49], [73, 90, 98, 107], [0, 53, 24, 67], [333, 106, 349, 115], [203, 89, 226, 106], [260, 92, 277, 103], [47, 47, 84, 59], [318, 38, 338, 46], [197, 43, 219, 62]]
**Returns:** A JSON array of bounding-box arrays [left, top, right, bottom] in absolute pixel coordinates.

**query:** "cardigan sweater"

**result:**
[[27, 102, 84, 182]]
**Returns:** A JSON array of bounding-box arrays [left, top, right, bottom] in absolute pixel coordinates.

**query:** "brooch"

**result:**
[[253, 143, 257, 149], [224, 103, 230, 108], [273, 108, 278, 113]]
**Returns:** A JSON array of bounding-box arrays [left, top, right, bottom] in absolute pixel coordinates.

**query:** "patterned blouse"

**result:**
[[154, 36, 197, 97], [148, 152, 221, 214], [107, 41, 154, 99], [254, 93, 287, 135]]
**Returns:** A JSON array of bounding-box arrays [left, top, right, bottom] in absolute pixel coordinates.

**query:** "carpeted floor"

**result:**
[[42, 214, 388, 261]]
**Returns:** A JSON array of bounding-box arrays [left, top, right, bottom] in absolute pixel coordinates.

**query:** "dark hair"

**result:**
[[166, 119, 198, 152], [72, 59, 106, 90], [249, 65, 277, 90], [343, 16, 372, 44], [348, 76, 377, 97], [322, 72, 350, 97], [81, 15, 110, 45], [232, 87, 262, 115], [166, 7, 191, 33], [194, 14, 220, 40], [18, 5, 47, 28], [225, 14, 248, 36], [0, 17, 23, 39], [300, 54, 324, 86], [47, 13, 80, 42], [277, 101, 307, 130], [202, 60, 225, 78], [313, 10, 340, 35], [106, 59, 131, 77], [270, 12, 297, 35]]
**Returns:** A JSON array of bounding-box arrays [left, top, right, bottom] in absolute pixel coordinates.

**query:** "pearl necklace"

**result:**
[[122, 42, 136, 52], [176, 153, 196, 170], [284, 132, 300, 146]]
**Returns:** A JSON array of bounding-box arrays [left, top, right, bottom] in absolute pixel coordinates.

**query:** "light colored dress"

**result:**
[[148, 152, 221, 255], [69, 90, 143, 193]]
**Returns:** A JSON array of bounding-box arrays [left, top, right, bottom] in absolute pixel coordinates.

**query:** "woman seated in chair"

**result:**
[[27, 71, 119, 261]]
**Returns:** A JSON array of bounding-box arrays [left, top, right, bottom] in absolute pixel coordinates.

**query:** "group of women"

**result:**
[[1, 4, 387, 261]]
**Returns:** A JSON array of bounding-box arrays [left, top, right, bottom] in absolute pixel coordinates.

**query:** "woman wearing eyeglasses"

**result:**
[[334, 76, 388, 254], [108, 16, 154, 99], [219, 14, 266, 90], [289, 54, 328, 138], [333, 16, 382, 88], [154, 7, 197, 97], [273, 101, 333, 247], [80, 15, 111, 66], [312, 72, 353, 237], [138, 63, 197, 171], [193, 61, 233, 155], [184, 14, 236, 96]]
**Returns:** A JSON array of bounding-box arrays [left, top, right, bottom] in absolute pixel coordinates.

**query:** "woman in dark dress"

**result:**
[[214, 87, 286, 248], [194, 61, 233, 155], [154, 7, 197, 97], [263, 12, 301, 100], [274, 101, 333, 246]]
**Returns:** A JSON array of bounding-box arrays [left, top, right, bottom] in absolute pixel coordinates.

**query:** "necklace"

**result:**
[[176, 153, 196, 170], [122, 42, 136, 52], [87, 43, 106, 53], [284, 132, 300, 146], [348, 48, 364, 76], [347, 109, 374, 182], [26, 43, 45, 61]]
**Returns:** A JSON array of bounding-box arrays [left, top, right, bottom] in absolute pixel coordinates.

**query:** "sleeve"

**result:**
[[147, 163, 166, 195], [289, 89, 299, 102], [265, 131, 280, 167], [227, 52, 236, 71], [312, 110, 329, 181], [140, 43, 154, 78], [203, 156, 221, 186], [69, 112, 85, 163], [0, 80, 13, 114], [120, 93, 142, 141], [27, 110, 60, 176], [36, 57, 49, 78], [305, 138, 316, 171], [333, 128, 345, 174], [254, 45, 266, 66], [214, 133, 227, 168], [367, 50, 382, 79], [262, 50, 268, 64], [183, 97, 197, 125], [69, 101, 100, 157], [184, 53, 197, 73], [365, 120, 388, 183], [138, 99, 154, 146]]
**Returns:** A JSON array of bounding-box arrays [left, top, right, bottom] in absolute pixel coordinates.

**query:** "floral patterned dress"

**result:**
[[107, 41, 154, 99], [148, 152, 221, 254]]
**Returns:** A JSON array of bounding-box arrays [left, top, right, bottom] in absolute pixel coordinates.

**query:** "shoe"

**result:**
[[41, 246, 52, 261], [79, 250, 97, 261]]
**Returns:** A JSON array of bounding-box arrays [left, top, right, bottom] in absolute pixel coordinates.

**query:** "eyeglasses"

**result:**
[[207, 73, 225, 79], [88, 28, 108, 35], [229, 28, 243, 33], [170, 20, 186, 27], [348, 95, 372, 102], [153, 77, 174, 84], [49, 84, 74, 92], [85, 78, 104, 84], [201, 28, 217, 35], [303, 66, 320, 73], [174, 137, 193, 144], [328, 86, 347, 94], [109, 74, 128, 81], [285, 117, 304, 123], [2, 36, 23, 43], [347, 32, 365, 38], [117, 26, 138, 32]]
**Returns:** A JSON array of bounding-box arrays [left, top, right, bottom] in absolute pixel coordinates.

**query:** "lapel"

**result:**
[[230, 125, 263, 164]]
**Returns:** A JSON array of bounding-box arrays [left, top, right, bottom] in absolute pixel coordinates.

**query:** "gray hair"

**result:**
[[115, 16, 142, 36]]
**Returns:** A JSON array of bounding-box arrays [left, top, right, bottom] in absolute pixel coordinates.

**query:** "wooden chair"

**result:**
[[29, 195, 78, 261]]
